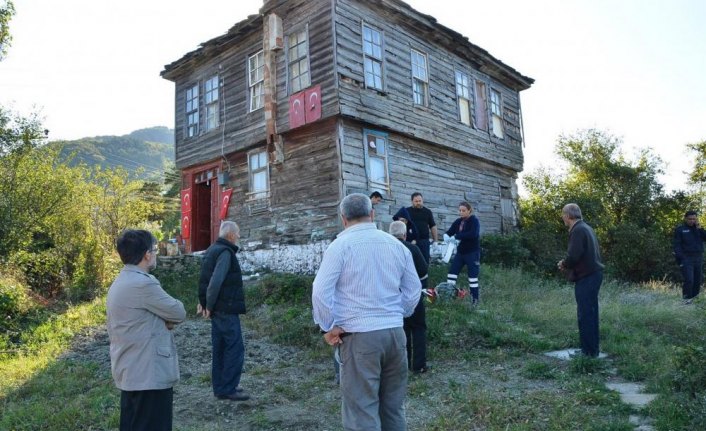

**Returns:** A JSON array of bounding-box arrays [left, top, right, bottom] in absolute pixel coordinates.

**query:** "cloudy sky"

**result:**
[[1, 0, 704, 192]]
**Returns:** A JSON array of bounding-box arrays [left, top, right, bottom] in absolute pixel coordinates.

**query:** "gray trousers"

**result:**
[[338, 327, 408, 431]]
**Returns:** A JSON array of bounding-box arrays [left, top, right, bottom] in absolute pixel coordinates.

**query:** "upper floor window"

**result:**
[[411, 49, 428, 106], [362, 24, 384, 90], [364, 129, 389, 187], [455, 71, 472, 126], [474, 80, 488, 131], [204, 76, 219, 131], [185, 84, 199, 138], [248, 150, 269, 199], [249, 51, 264, 112], [490, 89, 504, 138], [288, 28, 310, 93]]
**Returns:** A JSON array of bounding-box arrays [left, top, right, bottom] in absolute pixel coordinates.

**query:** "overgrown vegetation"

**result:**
[[5, 264, 705, 430], [479, 129, 703, 283]]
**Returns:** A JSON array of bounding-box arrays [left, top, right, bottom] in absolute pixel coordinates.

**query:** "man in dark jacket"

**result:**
[[198, 221, 249, 401], [557, 203, 604, 358], [672, 210, 706, 304], [390, 220, 430, 373]]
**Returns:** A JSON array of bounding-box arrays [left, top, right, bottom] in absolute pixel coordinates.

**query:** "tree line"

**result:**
[[482, 129, 706, 283]]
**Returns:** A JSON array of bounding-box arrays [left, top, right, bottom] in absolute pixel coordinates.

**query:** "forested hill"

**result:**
[[50, 126, 175, 179]]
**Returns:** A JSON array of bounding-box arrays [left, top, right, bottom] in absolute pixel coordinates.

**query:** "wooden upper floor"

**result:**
[[161, 0, 533, 171]]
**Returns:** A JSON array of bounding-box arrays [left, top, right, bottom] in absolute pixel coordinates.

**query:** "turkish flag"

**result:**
[[181, 213, 191, 239], [181, 188, 192, 213], [305, 85, 321, 123], [289, 92, 306, 129], [219, 189, 233, 220]]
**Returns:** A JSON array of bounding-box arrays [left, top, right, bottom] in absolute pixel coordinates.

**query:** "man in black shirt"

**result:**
[[394, 192, 438, 263]]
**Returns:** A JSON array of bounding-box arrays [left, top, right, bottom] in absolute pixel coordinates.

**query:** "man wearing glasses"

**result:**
[[107, 229, 186, 431]]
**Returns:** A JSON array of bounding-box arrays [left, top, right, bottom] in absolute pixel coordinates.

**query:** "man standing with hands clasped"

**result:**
[[672, 210, 706, 304], [313, 193, 421, 431], [557, 203, 604, 358], [198, 221, 249, 401]]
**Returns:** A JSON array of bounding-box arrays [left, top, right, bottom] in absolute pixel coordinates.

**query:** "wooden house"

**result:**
[[161, 0, 533, 271]]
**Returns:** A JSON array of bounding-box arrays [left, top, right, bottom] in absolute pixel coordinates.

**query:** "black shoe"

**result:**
[[216, 390, 250, 401], [413, 365, 431, 374]]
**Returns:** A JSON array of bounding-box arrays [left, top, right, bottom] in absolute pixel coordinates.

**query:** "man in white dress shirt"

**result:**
[[312, 193, 421, 431]]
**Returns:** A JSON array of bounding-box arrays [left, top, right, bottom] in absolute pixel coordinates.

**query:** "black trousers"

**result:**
[[574, 272, 602, 357], [680, 254, 703, 300], [120, 388, 173, 431], [404, 293, 427, 371]]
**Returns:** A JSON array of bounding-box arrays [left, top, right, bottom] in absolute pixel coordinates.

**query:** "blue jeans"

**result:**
[[680, 254, 703, 300], [211, 313, 245, 396], [574, 271, 602, 357]]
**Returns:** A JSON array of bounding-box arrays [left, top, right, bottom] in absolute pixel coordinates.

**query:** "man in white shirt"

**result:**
[[312, 193, 421, 431]]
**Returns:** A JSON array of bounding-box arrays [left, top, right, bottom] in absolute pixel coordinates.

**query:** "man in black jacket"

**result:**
[[557, 203, 604, 358], [198, 221, 249, 401], [672, 210, 706, 304], [390, 220, 430, 373]]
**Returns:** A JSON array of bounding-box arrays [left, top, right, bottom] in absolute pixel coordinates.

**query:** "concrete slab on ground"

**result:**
[[544, 348, 608, 360], [606, 382, 657, 408]]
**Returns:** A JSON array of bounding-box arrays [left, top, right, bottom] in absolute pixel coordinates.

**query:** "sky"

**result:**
[[1, 0, 705, 192]]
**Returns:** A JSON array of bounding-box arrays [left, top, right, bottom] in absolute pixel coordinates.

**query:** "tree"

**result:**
[[0, 0, 14, 61], [521, 129, 680, 282]]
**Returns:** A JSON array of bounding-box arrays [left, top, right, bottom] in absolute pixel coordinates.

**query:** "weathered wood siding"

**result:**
[[334, 0, 525, 172], [263, 0, 340, 133], [170, 21, 267, 169], [340, 118, 517, 234], [223, 118, 342, 246]]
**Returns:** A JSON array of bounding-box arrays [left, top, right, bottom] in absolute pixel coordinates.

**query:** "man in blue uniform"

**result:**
[[673, 210, 706, 304]]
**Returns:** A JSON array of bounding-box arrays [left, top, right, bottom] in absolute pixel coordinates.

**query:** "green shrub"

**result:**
[[0, 270, 32, 319], [257, 273, 314, 306], [604, 222, 677, 282], [480, 233, 530, 268], [9, 250, 68, 298], [669, 344, 706, 397]]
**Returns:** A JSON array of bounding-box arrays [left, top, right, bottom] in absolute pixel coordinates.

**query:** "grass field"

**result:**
[[1, 262, 705, 430]]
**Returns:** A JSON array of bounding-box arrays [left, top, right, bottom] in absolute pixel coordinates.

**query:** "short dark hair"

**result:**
[[116, 229, 156, 265], [369, 191, 383, 200], [685, 210, 698, 217], [459, 201, 472, 211], [411, 192, 423, 201]]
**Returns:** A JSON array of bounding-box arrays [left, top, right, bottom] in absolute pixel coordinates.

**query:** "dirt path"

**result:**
[[63, 312, 572, 431]]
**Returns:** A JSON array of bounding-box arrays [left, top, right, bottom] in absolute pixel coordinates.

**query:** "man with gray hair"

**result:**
[[390, 220, 430, 374], [198, 221, 249, 401], [313, 194, 421, 430], [557, 203, 604, 358]]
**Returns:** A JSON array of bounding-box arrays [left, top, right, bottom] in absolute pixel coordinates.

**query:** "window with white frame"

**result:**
[[490, 89, 504, 138], [365, 130, 389, 186], [411, 49, 428, 106], [362, 24, 383, 90], [455, 71, 472, 126], [249, 51, 264, 112], [185, 84, 199, 137], [204, 76, 219, 131], [248, 150, 269, 199], [288, 28, 310, 93]]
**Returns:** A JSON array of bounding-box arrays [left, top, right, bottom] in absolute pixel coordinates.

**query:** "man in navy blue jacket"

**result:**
[[673, 210, 706, 304]]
